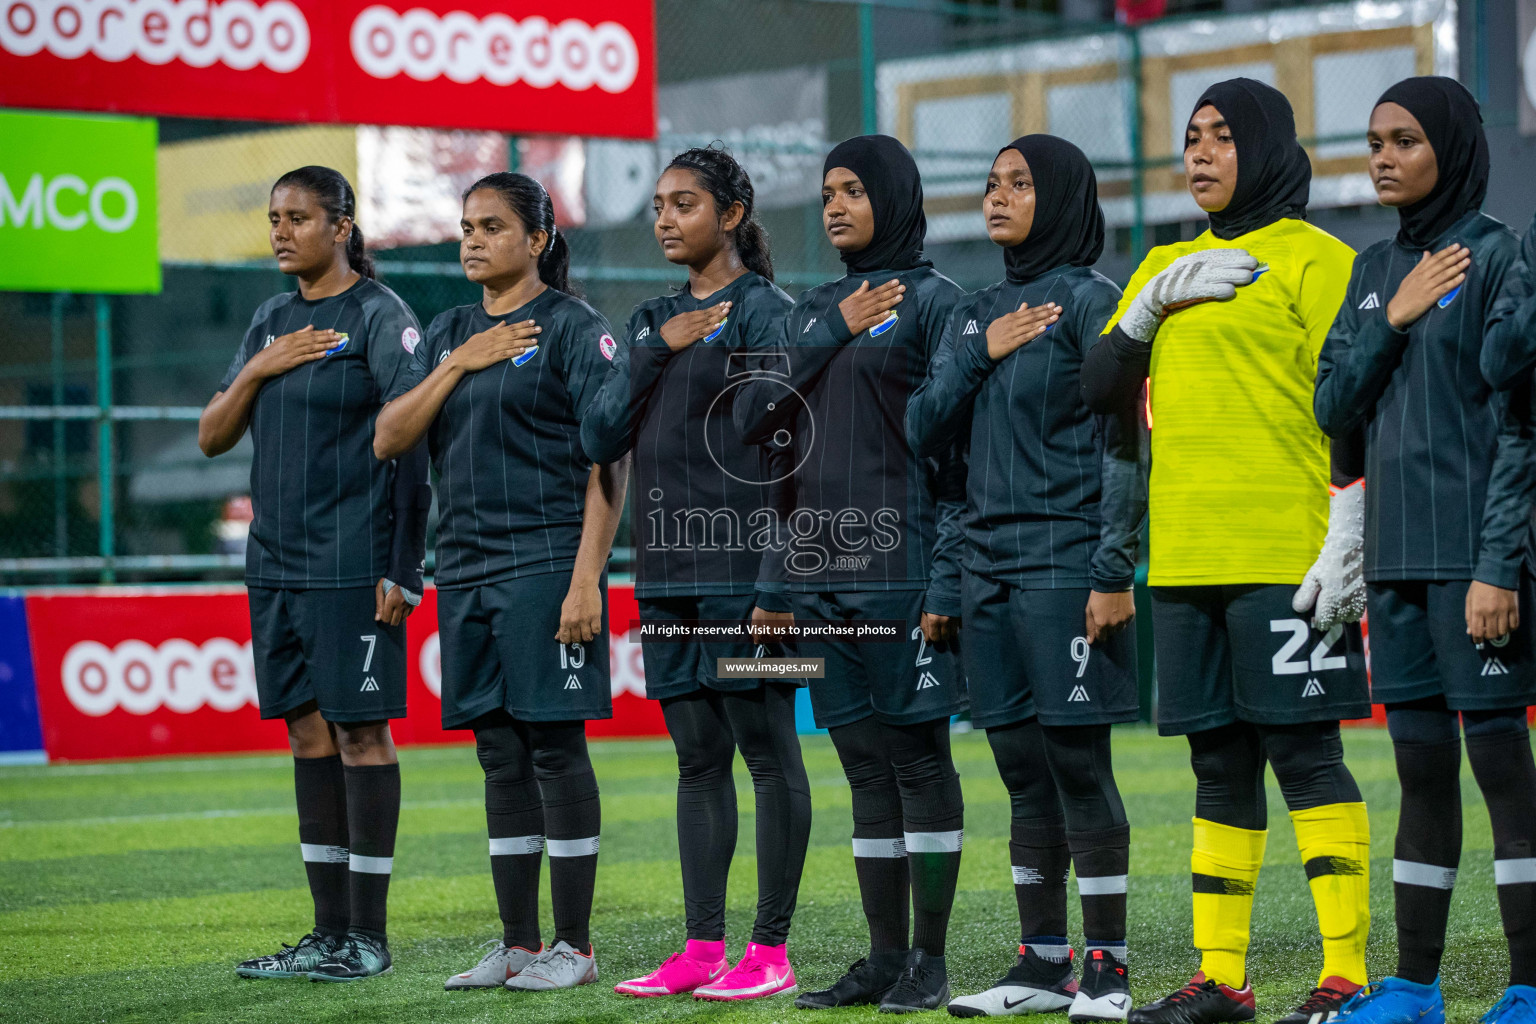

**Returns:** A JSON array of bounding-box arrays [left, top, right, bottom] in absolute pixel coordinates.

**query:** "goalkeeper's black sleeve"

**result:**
[[1081, 325, 1149, 415]]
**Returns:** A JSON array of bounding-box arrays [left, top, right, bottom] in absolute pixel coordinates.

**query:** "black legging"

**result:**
[[988, 719, 1126, 832], [1186, 720, 1362, 829], [660, 683, 812, 946]]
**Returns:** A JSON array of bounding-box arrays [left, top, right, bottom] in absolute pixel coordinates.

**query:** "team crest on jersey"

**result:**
[[1438, 284, 1462, 309], [703, 317, 729, 343], [325, 333, 350, 356], [513, 346, 541, 367], [401, 326, 420, 354], [963, 320, 979, 336], [599, 334, 617, 360], [1250, 263, 1270, 282], [869, 311, 899, 337]]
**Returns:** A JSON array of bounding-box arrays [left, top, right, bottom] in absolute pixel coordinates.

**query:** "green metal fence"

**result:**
[[0, 0, 1501, 584]]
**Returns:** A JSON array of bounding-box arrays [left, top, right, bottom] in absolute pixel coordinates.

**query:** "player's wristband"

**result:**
[[382, 578, 422, 607]]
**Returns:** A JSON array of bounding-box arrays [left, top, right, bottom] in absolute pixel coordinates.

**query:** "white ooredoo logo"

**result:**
[[349, 7, 639, 91], [61, 637, 258, 716], [0, 0, 311, 72]]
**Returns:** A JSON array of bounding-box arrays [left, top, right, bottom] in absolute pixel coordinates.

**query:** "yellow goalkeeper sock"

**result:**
[[1291, 802, 1371, 987], [1192, 817, 1267, 988]]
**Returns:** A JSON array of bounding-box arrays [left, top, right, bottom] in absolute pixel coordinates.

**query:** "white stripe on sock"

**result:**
[[300, 843, 348, 864], [852, 837, 906, 858], [1028, 943, 1072, 961], [349, 853, 393, 874], [903, 829, 964, 853], [1496, 858, 1536, 885], [1012, 865, 1043, 885], [1393, 858, 1457, 889], [546, 836, 600, 858], [1076, 874, 1128, 896], [489, 835, 544, 856]]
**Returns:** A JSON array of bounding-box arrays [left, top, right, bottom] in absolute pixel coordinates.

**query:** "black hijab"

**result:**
[[998, 135, 1105, 284], [823, 134, 931, 274], [1374, 76, 1489, 249], [1192, 78, 1312, 240]]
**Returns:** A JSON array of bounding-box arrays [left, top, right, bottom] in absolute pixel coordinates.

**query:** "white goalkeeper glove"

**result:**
[[1120, 248, 1260, 343], [1292, 479, 1366, 631]]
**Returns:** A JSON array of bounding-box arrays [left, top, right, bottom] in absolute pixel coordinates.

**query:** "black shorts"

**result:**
[[248, 586, 407, 723], [961, 571, 1139, 729], [436, 572, 613, 729], [1366, 577, 1536, 710], [788, 589, 963, 730], [637, 592, 770, 700], [1151, 584, 1370, 736]]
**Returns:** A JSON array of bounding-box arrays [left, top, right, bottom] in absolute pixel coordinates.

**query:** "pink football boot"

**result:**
[[693, 942, 797, 1001], [614, 939, 728, 997]]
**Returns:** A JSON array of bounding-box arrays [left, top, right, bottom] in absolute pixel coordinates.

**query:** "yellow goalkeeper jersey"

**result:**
[[1103, 218, 1355, 586]]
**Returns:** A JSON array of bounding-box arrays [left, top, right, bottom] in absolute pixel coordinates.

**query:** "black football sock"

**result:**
[[662, 692, 737, 942], [1040, 724, 1130, 947], [537, 723, 600, 954], [294, 754, 350, 937], [1387, 703, 1463, 984], [890, 720, 963, 958], [1466, 714, 1536, 987], [343, 762, 400, 939], [988, 720, 1070, 943], [1070, 825, 1131, 945], [486, 775, 545, 950], [830, 717, 910, 953], [476, 713, 544, 950]]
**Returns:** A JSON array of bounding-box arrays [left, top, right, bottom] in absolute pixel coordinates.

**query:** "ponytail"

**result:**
[[665, 144, 775, 282], [271, 165, 375, 279], [463, 171, 575, 295], [346, 224, 374, 280]]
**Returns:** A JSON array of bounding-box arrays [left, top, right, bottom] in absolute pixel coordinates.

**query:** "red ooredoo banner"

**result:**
[[26, 584, 664, 762], [0, 0, 655, 138]]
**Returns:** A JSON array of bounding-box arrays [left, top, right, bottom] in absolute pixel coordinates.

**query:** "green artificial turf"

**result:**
[[0, 727, 1514, 1023]]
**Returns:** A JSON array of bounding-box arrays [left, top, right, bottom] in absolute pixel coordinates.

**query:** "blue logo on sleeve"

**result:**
[[512, 346, 540, 367], [1437, 284, 1462, 309], [870, 311, 899, 337]]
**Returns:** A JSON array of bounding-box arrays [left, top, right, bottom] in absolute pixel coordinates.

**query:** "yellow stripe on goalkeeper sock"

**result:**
[[1192, 817, 1267, 989], [1291, 802, 1370, 987]]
